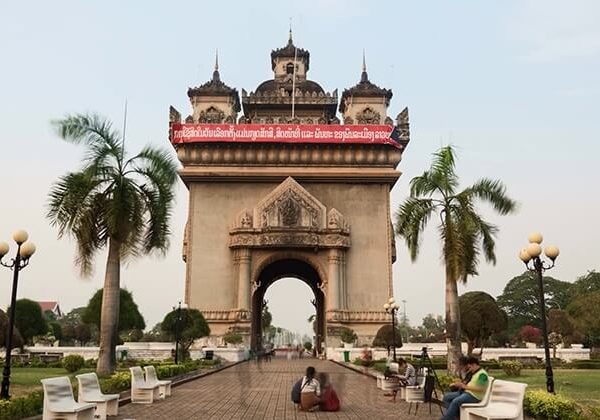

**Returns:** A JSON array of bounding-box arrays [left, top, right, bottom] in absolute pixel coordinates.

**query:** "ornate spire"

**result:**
[[361, 50, 369, 83], [288, 26, 293, 45], [212, 49, 220, 82]]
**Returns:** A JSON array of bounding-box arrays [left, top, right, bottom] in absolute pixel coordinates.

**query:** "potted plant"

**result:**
[[339, 327, 357, 348], [223, 332, 243, 348]]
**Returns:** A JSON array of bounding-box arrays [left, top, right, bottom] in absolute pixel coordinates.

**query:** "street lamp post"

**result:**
[[0, 230, 36, 400], [383, 297, 400, 362], [519, 232, 560, 394], [173, 302, 182, 365]]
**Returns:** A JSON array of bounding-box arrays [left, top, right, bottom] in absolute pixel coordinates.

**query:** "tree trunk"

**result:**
[[467, 340, 474, 356], [96, 238, 121, 375], [446, 272, 462, 375]]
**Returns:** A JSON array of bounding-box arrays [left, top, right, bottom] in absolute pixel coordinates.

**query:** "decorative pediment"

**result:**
[[254, 177, 326, 229], [229, 177, 351, 249]]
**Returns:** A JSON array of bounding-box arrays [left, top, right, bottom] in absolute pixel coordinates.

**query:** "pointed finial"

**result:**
[[362, 49, 366, 72], [361, 50, 369, 83], [212, 49, 220, 82], [288, 18, 293, 45]]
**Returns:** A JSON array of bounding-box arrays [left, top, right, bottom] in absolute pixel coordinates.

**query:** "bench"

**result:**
[[41, 376, 96, 420], [405, 368, 428, 414], [459, 376, 495, 420], [144, 365, 172, 398], [462, 379, 527, 420], [76, 372, 120, 419], [129, 366, 160, 404]]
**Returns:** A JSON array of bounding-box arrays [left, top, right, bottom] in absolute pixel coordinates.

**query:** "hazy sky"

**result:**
[[1, 1, 599, 337]]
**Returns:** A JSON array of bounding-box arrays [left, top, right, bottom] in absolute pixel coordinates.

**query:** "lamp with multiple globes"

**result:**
[[383, 297, 400, 362], [0, 230, 37, 399], [518, 232, 559, 394]]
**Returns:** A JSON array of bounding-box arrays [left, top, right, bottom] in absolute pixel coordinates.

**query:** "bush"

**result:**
[[339, 327, 357, 344], [0, 391, 44, 420], [99, 371, 131, 394], [63, 354, 85, 373], [500, 360, 523, 376], [524, 390, 581, 420], [223, 332, 243, 345]]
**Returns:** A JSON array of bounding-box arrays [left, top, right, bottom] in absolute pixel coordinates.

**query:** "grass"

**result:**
[[9, 367, 94, 398], [490, 369, 600, 409]]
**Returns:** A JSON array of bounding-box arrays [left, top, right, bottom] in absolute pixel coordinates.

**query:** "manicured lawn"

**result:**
[[490, 369, 600, 409], [9, 367, 93, 398]]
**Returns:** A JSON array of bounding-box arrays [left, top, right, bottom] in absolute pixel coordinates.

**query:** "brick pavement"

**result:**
[[116, 356, 442, 419]]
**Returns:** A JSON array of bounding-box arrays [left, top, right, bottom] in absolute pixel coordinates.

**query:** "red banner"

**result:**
[[170, 123, 399, 148]]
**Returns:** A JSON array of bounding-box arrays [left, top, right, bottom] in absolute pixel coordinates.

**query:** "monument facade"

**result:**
[[169, 32, 410, 349]]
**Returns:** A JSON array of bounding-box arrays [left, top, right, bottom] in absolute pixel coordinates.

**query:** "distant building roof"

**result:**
[[37, 301, 63, 317]]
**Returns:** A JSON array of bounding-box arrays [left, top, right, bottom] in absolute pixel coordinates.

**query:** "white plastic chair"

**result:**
[[144, 365, 172, 398], [129, 366, 160, 404], [76, 372, 120, 419], [459, 376, 495, 420], [462, 379, 527, 420], [41, 376, 96, 420], [405, 367, 428, 415]]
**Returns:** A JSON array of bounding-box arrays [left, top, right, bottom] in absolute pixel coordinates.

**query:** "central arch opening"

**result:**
[[251, 258, 325, 352]]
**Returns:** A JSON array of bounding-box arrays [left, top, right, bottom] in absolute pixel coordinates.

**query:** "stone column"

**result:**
[[237, 248, 251, 310], [327, 249, 341, 311]]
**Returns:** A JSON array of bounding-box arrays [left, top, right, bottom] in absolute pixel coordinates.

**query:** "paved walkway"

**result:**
[[116, 357, 442, 419]]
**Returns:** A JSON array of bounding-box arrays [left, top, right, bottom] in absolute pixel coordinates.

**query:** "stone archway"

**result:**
[[251, 258, 325, 352]]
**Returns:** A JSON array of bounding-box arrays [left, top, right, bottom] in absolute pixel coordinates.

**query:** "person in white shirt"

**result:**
[[300, 366, 321, 411]]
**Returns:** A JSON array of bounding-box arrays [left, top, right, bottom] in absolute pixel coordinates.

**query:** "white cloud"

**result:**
[[507, 0, 600, 61]]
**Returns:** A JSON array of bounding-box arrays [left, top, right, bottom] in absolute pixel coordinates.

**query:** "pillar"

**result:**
[[237, 248, 251, 310], [327, 249, 340, 311]]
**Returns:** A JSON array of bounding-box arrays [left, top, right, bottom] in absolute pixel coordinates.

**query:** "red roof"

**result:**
[[37, 301, 59, 312]]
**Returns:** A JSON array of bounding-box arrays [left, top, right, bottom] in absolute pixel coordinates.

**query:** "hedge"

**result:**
[[0, 391, 44, 420], [524, 390, 581, 420]]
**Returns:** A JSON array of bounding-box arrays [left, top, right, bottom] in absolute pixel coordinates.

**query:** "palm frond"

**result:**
[[395, 198, 437, 261], [462, 178, 517, 215], [52, 113, 123, 164]]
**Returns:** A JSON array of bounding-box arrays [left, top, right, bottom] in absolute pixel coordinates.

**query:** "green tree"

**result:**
[[372, 324, 403, 348], [547, 309, 576, 339], [567, 291, 600, 347], [49, 321, 63, 342], [0, 309, 24, 349], [161, 308, 210, 361], [82, 289, 146, 335], [262, 305, 272, 331], [395, 146, 516, 373], [459, 291, 507, 355], [422, 314, 446, 340], [47, 113, 178, 374], [141, 322, 170, 342], [8, 299, 47, 345], [570, 271, 600, 299], [497, 272, 572, 335]]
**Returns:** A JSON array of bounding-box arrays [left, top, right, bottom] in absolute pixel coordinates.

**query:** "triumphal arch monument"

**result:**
[[169, 33, 410, 350]]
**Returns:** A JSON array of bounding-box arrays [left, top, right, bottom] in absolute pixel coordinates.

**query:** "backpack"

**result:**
[[291, 378, 308, 404]]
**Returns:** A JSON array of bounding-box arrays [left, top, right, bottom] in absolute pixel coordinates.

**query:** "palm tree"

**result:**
[[47, 113, 178, 374], [395, 146, 516, 373]]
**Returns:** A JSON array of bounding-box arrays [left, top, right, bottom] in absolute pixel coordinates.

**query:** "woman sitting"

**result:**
[[299, 366, 321, 411], [318, 372, 340, 412]]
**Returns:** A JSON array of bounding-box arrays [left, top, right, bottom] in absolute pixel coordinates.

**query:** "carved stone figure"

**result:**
[[356, 107, 381, 124], [240, 212, 252, 228], [279, 197, 300, 226], [198, 106, 225, 123]]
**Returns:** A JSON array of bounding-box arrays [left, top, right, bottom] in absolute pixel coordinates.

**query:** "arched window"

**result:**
[[286, 62, 294, 75]]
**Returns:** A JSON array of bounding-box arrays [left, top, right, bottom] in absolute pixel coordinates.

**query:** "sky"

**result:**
[[1, 1, 599, 337]]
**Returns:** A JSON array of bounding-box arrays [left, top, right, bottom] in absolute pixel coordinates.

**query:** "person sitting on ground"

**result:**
[[389, 358, 416, 402], [299, 366, 321, 411], [318, 372, 340, 412], [441, 356, 489, 420]]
